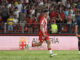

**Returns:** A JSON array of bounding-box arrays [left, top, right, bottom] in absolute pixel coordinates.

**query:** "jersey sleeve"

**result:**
[[40, 17, 44, 26]]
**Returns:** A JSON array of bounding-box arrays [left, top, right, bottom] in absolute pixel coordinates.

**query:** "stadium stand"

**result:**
[[0, 0, 79, 36]]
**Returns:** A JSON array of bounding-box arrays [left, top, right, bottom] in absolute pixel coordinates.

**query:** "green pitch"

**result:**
[[0, 50, 80, 60]]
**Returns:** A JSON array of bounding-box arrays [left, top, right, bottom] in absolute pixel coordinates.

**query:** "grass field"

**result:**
[[0, 50, 80, 60]]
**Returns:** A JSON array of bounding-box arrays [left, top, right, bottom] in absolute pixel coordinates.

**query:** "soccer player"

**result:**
[[75, 3, 80, 54], [75, 15, 80, 54], [75, 14, 80, 54], [27, 9, 54, 57]]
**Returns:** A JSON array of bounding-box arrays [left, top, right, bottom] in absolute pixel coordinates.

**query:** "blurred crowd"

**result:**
[[0, 0, 80, 33]]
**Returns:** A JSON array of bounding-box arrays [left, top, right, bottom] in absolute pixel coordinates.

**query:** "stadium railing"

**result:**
[[0, 23, 76, 35]]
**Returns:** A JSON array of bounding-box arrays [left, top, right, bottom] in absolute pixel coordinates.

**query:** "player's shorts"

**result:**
[[39, 32, 49, 43]]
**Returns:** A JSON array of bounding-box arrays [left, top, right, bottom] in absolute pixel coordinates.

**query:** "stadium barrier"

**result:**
[[0, 23, 76, 34], [0, 36, 78, 50]]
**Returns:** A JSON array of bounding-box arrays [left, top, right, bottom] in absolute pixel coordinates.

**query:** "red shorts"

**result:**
[[39, 32, 49, 43]]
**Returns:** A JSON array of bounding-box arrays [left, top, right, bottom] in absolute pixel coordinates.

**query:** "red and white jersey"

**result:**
[[40, 16, 47, 33]]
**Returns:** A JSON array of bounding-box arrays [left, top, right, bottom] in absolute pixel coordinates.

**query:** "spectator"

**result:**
[[64, 8, 69, 20], [8, 4, 15, 15], [30, 5, 35, 16], [65, 1, 71, 8], [76, 1, 80, 9], [19, 12, 25, 23], [60, 10, 65, 23], [32, 16, 39, 33], [51, 21, 58, 33], [7, 16, 13, 32], [50, 8, 58, 23], [56, 13, 63, 23], [0, 0, 78, 34], [2, 5, 9, 22], [67, 11, 73, 24], [26, 17, 33, 33], [50, 16, 56, 23], [20, 0, 29, 4], [14, 7, 20, 19], [56, 13, 62, 33], [16, 1, 22, 12], [61, 0, 67, 6], [13, 15, 18, 24], [22, 6, 26, 14], [13, 15, 18, 32], [14, 1, 18, 6]]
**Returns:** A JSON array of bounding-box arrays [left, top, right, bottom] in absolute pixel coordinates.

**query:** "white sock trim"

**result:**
[[49, 50, 53, 54]]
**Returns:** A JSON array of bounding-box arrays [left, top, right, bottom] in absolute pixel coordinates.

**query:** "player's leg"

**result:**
[[78, 37, 80, 54], [26, 41, 43, 48], [32, 35, 44, 47], [26, 35, 43, 48], [45, 37, 54, 57], [46, 40, 53, 54], [32, 41, 43, 47]]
